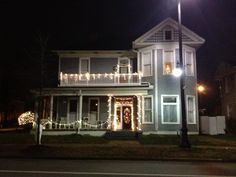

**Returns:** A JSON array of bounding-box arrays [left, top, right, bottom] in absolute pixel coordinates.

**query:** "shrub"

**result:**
[[226, 118, 236, 134]]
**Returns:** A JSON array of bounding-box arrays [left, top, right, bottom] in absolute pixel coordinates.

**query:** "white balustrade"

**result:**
[[59, 72, 143, 86]]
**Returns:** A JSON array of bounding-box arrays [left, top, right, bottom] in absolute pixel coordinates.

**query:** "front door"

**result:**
[[114, 97, 133, 131], [89, 98, 99, 125], [122, 106, 132, 130], [116, 105, 132, 130]]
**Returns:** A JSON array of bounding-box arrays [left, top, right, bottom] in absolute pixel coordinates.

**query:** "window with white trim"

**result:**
[[186, 95, 196, 124], [142, 51, 152, 77], [118, 58, 130, 74], [161, 95, 179, 124], [143, 96, 153, 123], [163, 50, 174, 75], [80, 58, 90, 74], [185, 51, 194, 76]]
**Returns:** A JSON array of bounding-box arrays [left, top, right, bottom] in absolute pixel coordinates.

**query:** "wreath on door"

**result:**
[[123, 108, 131, 124]]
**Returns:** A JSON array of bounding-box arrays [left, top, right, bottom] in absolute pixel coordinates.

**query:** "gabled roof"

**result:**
[[133, 18, 205, 49]]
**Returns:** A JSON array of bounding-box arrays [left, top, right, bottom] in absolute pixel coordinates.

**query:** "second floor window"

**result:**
[[185, 51, 194, 76], [142, 51, 152, 77], [119, 58, 130, 74], [163, 50, 174, 75], [80, 58, 90, 74]]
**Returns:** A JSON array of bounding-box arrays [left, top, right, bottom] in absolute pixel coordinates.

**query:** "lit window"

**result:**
[[161, 95, 179, 124], [143, 97, 152, 123], [186, 96, 196, 124], [185, 51, 194, 76], [163, 51, 174, 75], [142, 51, 152, 77]]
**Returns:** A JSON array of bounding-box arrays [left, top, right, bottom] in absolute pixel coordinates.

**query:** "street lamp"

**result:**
[[197, 84, 206, 134], [197, 84, 205, 93], [177, 0, 191, 148]]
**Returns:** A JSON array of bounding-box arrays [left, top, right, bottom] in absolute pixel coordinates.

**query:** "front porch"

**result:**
[[33, 86, 152, 133]]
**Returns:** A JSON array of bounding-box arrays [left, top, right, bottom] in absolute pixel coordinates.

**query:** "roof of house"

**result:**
[[133, 18, 205, 49]]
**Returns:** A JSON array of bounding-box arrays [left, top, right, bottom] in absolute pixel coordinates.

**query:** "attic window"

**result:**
[[164, 30, 173, 41]]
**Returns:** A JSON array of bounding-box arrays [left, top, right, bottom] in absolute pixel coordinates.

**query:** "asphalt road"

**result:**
[[0, 158, 235, 177]]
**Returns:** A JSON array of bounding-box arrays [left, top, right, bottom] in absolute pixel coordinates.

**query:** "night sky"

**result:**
[[1, 0, 236, 113]]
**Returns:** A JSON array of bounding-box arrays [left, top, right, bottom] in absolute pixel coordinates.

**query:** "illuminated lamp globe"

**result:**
[[172, 67, 183, 77]]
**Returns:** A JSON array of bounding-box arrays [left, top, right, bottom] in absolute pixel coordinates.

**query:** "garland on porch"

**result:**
[[40, 119, 110, 129]]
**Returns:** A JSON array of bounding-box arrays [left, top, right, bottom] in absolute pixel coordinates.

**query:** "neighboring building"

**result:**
[[215, 61, 236, 120], [33, 18, 205, 135]]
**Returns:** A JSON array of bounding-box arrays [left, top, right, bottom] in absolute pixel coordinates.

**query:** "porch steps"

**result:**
[[104, 130, 142, 140]]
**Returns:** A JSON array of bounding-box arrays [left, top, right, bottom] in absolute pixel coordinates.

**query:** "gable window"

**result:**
[[186, 95, 196, 124], [80, 58, 90, 74], [143, 96, 153, 123], [185, 51, 194, 76], [164, 30, 173, 41], [163, 50, 174, 75], [142, 51, 152, 77], [161, 95, 179, 124]]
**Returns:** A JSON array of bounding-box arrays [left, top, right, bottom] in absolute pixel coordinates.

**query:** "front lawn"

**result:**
[[139, 134, 236, 146], [0, 131, 108, 144]]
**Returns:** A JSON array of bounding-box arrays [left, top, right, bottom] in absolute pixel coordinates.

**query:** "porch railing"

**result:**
[[44, 119, 109, 130], [59, 72, 143, 86]]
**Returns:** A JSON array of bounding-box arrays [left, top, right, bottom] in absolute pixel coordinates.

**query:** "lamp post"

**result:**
[[177, 0, 191, 148], [197, 84, 206, 134]]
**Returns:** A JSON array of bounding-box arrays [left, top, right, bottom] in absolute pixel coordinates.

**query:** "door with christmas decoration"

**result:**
[[122, 106, 132, 130]]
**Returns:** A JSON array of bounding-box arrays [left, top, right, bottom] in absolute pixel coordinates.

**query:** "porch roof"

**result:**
[[32, 84, 153, 96]]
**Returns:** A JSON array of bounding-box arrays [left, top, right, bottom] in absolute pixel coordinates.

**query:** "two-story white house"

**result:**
[[34, 18, 205, 135]]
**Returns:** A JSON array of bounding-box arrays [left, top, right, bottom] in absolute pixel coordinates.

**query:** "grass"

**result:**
[[139, 134, 236, 146], [42, 134, 109, 144], [1, 132, 236, 160], [0, 131, 108, 144], [1, 131, 236, 146]]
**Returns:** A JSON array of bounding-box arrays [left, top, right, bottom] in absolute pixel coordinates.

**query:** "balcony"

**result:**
[[59, 72, 143, 86]]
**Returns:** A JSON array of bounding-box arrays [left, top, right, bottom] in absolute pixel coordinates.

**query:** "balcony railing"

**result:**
[[59, 72, 143, 86]]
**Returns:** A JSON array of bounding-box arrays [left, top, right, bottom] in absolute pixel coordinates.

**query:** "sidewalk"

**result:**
[[1, 141, 236, 162]]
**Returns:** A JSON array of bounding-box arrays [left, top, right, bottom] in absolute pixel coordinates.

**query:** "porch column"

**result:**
[[49, 95, 54, 129], [137, 95, 142, 131], [79, 95, 83, 129], [107, 95, 112, 129]]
